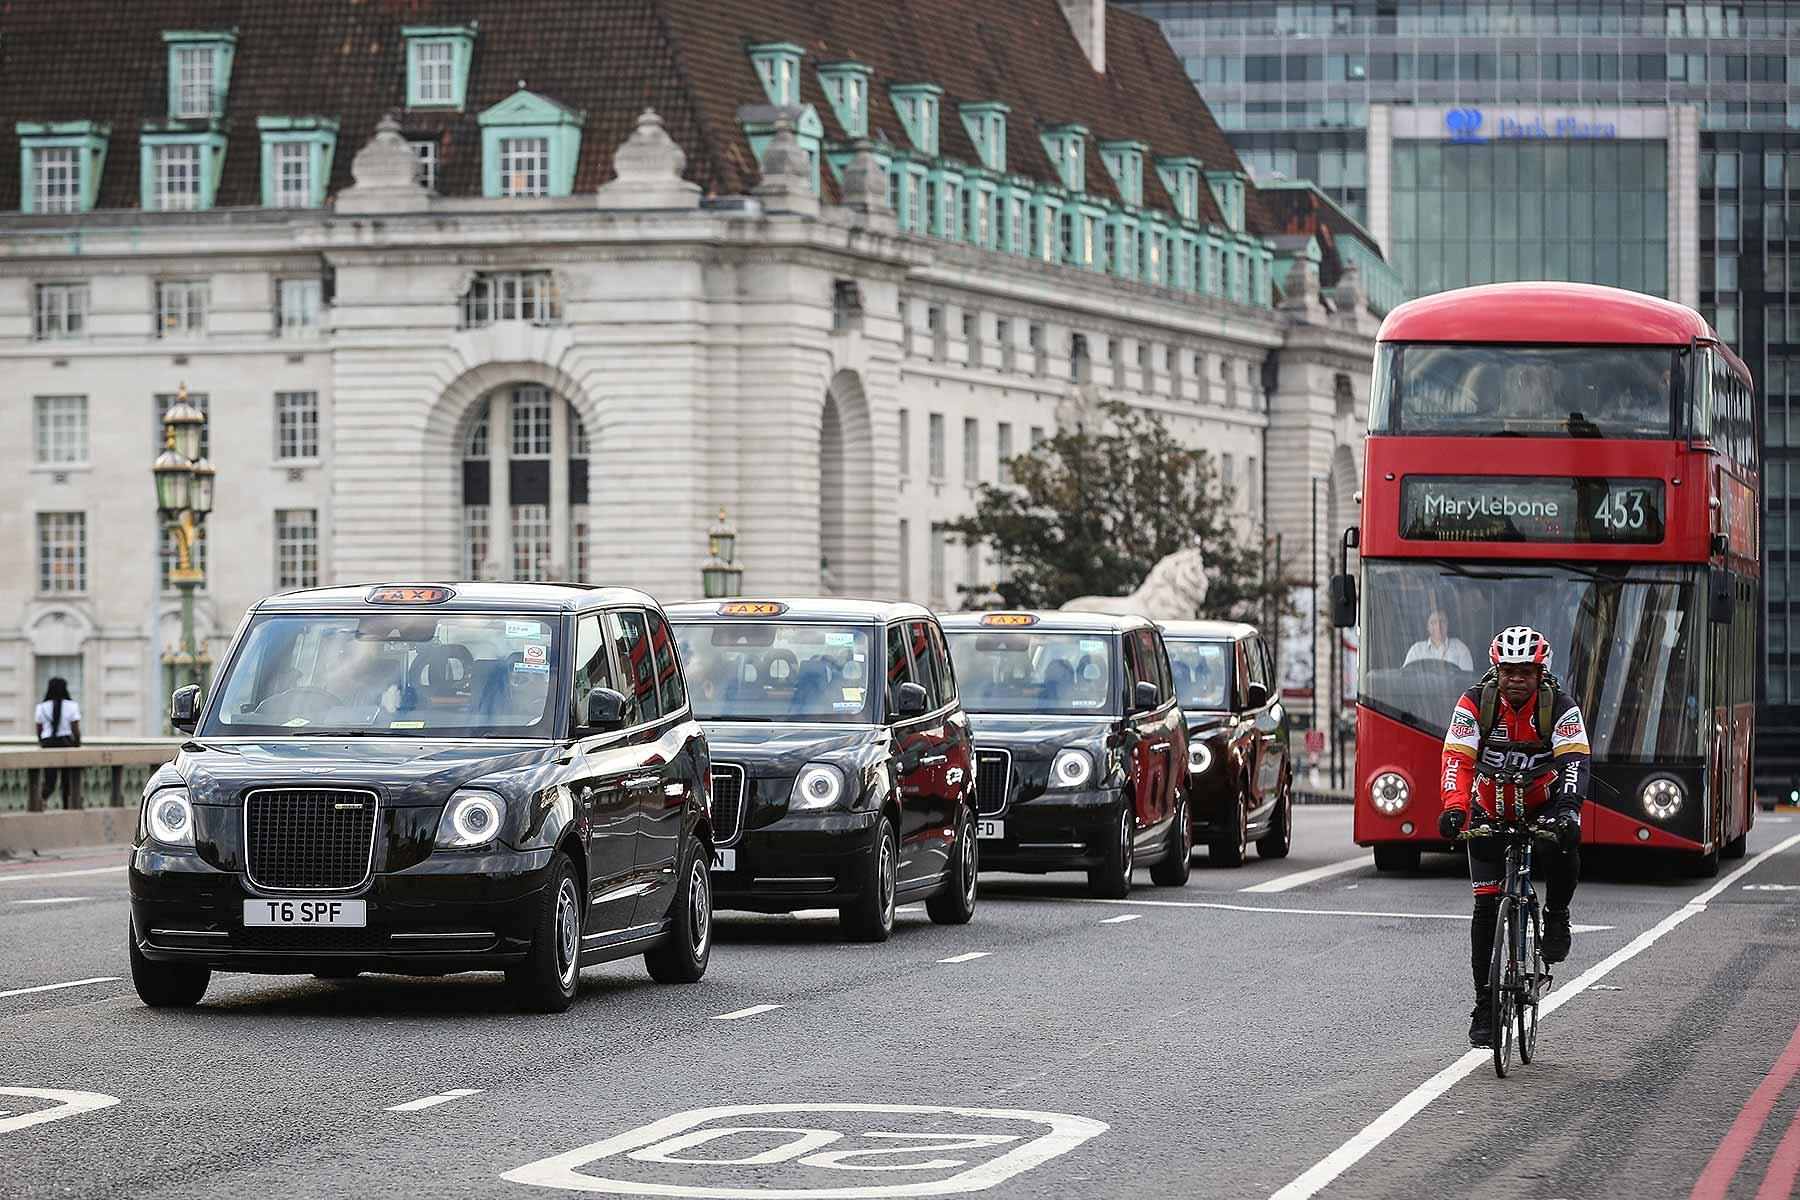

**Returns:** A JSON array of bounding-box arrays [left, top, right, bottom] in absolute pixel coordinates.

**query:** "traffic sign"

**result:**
[[1304, 730, 1326, 755]]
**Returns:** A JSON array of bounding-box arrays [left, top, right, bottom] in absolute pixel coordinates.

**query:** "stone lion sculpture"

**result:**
[[1062, 545, 1209, 619]]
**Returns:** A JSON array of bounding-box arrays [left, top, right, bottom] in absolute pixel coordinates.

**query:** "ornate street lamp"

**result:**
[[153, 384, 213, 702], [701, 507, 744, 599]]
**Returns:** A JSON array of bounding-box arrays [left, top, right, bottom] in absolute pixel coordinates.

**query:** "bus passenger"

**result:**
[[1402, 609, 1473, 672]]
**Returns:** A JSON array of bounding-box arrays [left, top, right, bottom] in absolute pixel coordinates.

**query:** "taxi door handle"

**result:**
[[919, 753, 948, 765], [622, 774, 661, 792], [1148, 741, 1172, 752]]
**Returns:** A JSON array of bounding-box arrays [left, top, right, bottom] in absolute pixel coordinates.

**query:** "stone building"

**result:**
[[0, 0, 1375, 739]]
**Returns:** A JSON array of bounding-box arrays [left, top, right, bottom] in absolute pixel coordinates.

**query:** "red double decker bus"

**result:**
[[1337, 282, 1759, 876]]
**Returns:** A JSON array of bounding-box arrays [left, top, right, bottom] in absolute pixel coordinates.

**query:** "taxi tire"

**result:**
[[1257, 778, 1293, 860], [506, 850, 582, 1013], [129, 921, 210, 1008], [1210, 791, 1248, 868], [842, 817, 899, 942], [646, 838, 713, 984], [1088, 803, 1135, 899], [1149, 796, 1193, 887], [926, 810, 978, 925]]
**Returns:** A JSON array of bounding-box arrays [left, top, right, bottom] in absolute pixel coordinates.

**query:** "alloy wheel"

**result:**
[[555, 876, 581, 989], [880, 830, 897, 926], [961, 820, 978, 907], [688, 857, 711, 958], [1122, 808, 1135, 877]]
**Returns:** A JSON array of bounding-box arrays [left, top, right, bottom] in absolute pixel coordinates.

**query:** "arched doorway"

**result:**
[[458, 384, 590, 581], [819, 395, 847, 594], [819, 370, 878, 595]]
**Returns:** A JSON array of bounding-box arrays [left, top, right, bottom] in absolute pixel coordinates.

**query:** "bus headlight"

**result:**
[[1640, 777, 1684, 821], [1371, 772, 1410, 815], [1187, 742, 1213, 775]]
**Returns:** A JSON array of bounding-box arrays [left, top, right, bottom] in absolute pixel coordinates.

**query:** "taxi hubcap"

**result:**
[[555, 877, 580, 988], [688, 858, 711, 957], [961, 821, 978, 904], [880, 832, 896, 924], [1122, 810, 1134, 874]]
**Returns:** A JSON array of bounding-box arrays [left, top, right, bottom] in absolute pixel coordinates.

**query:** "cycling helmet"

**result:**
[[1490, 625, 1552, 670]]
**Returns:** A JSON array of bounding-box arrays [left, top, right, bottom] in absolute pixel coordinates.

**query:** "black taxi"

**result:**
[[128, 583, 716, 1013], [941, 611, 1192, 897], [1159, 620, 1293, 866], [665, 599, 978, 942]]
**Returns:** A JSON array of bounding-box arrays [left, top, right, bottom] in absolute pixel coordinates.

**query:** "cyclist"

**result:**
[[1436, 625, 1587, 1047]]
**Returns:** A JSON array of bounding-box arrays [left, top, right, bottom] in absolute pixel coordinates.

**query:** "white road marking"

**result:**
[[1099, 914, 1142, 924], [1069, 897, 1611, 929], [0, 865, 122, 885], [0, 977, 121, 1000], [1240, 854, 1367, 893], [1270, 831, 1800, 1200], [1743, 883, 1800, 891], [790, 909, 839, 921], [711, 1004, 784, 1021], [8, 897, 88, 906], [0, 1088, 119, 1135], [387, 1088, 484, 1113], [939, 951, 991, 964], [897, 905, 924, 914]]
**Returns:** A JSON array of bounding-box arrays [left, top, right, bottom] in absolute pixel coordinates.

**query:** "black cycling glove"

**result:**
[[1438, 808, 1466, 840]]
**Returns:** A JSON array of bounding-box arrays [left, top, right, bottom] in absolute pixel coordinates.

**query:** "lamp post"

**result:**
[[154, 385, 214, 696], [701, 507, 743, 599]]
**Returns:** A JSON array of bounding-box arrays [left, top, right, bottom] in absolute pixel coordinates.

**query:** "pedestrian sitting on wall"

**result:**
[[35, 676, 82, 804]]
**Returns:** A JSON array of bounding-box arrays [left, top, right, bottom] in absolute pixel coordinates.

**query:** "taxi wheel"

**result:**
[[1088, 803, 1135, 899], [842, 817, 899, 942], [927, 810, 979, 925], [129, 920, 209, 1008], [506, 850, 582, 1013], [646, 838, 713, 984], [1149, 796, 1194, 887], [1257, 777, 1294, 860], [1210, 791, 1248, 868]]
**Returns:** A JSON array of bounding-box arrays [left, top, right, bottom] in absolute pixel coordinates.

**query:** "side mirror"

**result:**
[[1129, 679, 1161, 714], [892, 682, 929, 719], [169, 685, 202, 733], [583, 688, 629, 733], [1329, 574, 1358, 629], [1708, 566, 1734, 624], [1244, 682, 1269, 710]]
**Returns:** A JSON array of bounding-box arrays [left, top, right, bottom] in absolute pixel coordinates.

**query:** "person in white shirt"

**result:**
[[34, 676, 82, 804], [1404, 610, 1474, 672]]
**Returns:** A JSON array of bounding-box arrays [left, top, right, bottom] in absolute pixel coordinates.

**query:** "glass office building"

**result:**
[[1120, 0, 1800, 796]]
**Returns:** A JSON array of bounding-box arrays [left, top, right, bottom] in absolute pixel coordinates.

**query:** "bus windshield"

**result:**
[[1382, 344, 1679, 438], [1358, 561, 1703, 762]]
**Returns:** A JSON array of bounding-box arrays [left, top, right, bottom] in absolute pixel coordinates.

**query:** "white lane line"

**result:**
[[790, 909, 839, 920], [897, 905, 924, 913], [0, 1088, 119, 1134], [1099, 913, 1143, 924], [711, 1004, 784, 1021], [0, 865, 122, 885], [0, 976, 122, 1000], [1071, 896, 1612, 929], [387, 1088, 484, 1113], [1270, 830, 1800, 1200], [1241, 854, 1368, 893], [939, 951, 991, 964], [8, 897, 88, 906]]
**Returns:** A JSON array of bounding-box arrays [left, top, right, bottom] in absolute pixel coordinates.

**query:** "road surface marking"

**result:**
[[712, 1004, 783, 1021], [0, 1088, 119, 1135], [1071, 896, 1612, 929], [1688, 1021, 1800, 1199], [1750, 1093, 1800, 1200], [790, 909, 838, 920], [0, 977, 121, 1000], [388, 1088, 485, 1113], [1271, 831, 1800, 1200], [1098, 914, 1142, 924], [1743, 884, 1800, 891], [897, 905, 923, 914], [939, 952, 991, 964], [8, 897, 89, 906], [1240, 855, 1366, 893], [0, 866, 122, 885]]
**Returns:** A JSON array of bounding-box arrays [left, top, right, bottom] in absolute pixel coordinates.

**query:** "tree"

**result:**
[[945, 399, 1294, 621]]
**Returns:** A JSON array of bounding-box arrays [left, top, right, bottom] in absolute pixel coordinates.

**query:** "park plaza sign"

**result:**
[[1444, 108, 1618, 143]]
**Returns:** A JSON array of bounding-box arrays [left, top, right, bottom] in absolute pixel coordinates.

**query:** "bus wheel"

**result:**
[[1722, 831, 1748, 860], [1372, 844, 1420, 873], [1685, 846, 1720, 878]]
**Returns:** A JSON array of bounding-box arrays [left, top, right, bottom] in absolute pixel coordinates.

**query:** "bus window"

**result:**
[[1389, 345, 1678, 439]]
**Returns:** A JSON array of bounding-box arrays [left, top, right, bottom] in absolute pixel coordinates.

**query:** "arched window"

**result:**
[[459, 385, 590, 582]]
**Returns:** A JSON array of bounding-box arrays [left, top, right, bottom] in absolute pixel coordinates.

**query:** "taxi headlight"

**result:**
[[435, 790, 504, 849], [1187, 741, 1214, 775], [143, 787, 194, 848], [1049, 748, 1093, 790], [1371, 772, 1410, 816], [791, 763, 846, 811], [1640, 777, 1684, 821]]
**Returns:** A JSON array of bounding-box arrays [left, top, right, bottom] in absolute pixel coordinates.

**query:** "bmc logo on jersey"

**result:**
[[1478, 746, 1553, 774], [1555, 712, 1584, 739]]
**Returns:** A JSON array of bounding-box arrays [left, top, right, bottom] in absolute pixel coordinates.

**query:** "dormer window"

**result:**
[[478, 90, 585, 198], [1156, 156, 1204, 223], [891, 83, 943, 157], [1042, 124, 1088, 192], [162, 31, 236, 120], [405, 24, 477, 110], [258, 117, 338, 209], [750, 42, 805, 107], [16, 122, 109, 214], [1100, 140, 1146, 207], [140, 126, 227, 211], [819, 62, 872, 138], [1207, 169, 1247, 232], [961, 102, 1009, 173]]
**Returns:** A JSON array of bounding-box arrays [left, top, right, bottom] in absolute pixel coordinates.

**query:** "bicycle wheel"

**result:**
[[1517, 903, 1540, 1064], [1489, 898, 1516, 1078]]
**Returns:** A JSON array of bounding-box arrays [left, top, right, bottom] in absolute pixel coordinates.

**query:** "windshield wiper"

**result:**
[[282, 728, 390, 736]]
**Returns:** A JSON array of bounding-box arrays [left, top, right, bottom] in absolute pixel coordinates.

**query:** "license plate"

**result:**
[[712, 848, 737, 873], [977, 819, 1005, 840], [242, 899, 366, 927]]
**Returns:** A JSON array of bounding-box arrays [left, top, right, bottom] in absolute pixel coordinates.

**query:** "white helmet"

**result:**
[[1490, 625, 1552, 670]]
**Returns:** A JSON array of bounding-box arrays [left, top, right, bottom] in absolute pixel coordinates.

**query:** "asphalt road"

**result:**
[[3, 808, 1799, 1200]]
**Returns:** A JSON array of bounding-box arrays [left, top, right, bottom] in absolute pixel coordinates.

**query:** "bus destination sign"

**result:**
[[1399, 476, 1665, 544]]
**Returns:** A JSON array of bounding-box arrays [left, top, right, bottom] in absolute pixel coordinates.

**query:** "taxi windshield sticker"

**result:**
[[842, 687, 864, 702], [390, 721, 425, 729], [506, 620, 543, 639], [834, 700, 862, 711], [523, 644, 548, 666], [282, 717, 310, 727], [826, 632, 856, 646], [1080, 639, 1106, 653]]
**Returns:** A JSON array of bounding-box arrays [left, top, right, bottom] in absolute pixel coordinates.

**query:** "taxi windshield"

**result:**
[[203, 613, 561, 737], [1164, 639, 1231, 710], [946, 631, 1115, 715], [1385, 344, 1678, 438], [675, 622, 875, 723]]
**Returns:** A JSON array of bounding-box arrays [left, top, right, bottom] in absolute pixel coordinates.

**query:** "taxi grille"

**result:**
[[231, 927, 391, 952], [244, 789, 378, 891], [974, 749, 1012, 815], [710, 764, 746, 847]]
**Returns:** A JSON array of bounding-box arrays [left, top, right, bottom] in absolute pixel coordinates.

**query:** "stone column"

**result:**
[[549, 398, 570, 579], [487, 390, 512, 580]]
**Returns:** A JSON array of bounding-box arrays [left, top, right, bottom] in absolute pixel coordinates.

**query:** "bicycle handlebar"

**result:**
[[1456, 823, 1562, 844]]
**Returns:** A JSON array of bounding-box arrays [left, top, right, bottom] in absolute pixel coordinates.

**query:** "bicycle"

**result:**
[[1458, 770, 1561, 1079]]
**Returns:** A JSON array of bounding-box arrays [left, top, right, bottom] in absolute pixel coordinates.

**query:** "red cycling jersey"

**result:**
[[1440, 681, 1591, 822]]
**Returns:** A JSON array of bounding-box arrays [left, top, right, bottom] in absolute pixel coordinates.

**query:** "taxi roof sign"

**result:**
[[718, 601, 788, 616], [367, 585, 455, 605], [980, 613, 1038, 626]]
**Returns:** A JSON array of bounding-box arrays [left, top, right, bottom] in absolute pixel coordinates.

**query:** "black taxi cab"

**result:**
[[664, 599, 978, 942], [128, 583, 715, 1013], [940, 611, 1192, 897], [1159, 620, 1293, 866]]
